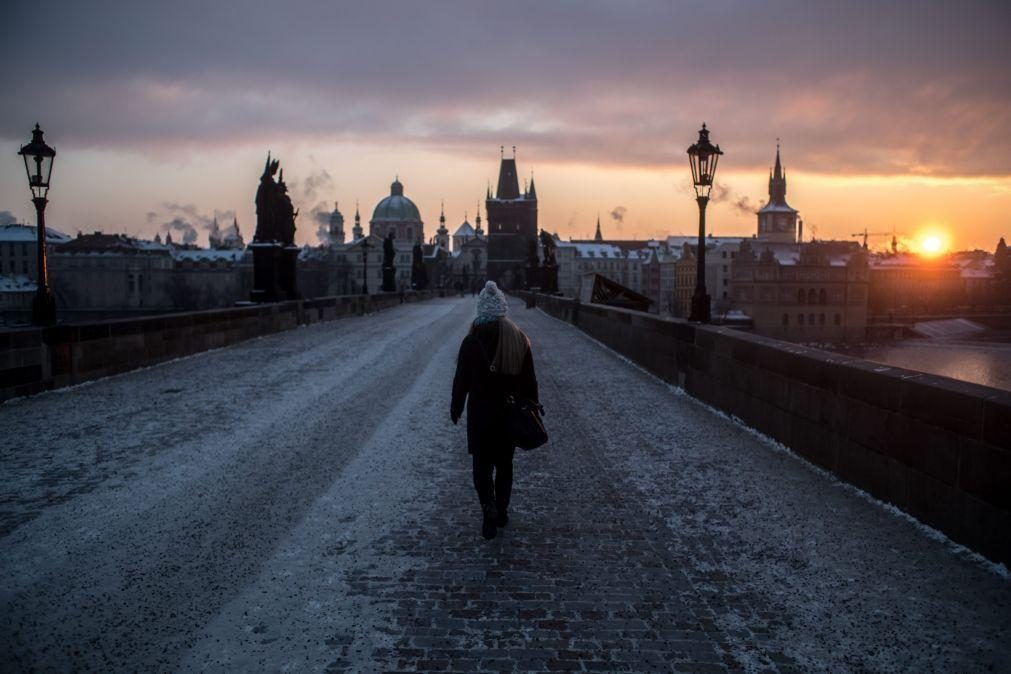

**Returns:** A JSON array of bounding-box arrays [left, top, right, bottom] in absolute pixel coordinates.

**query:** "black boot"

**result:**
[[495, 501, 508, 528], [481, 502, 498, 540]]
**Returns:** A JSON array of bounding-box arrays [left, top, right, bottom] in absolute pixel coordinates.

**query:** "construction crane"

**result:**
[[851, 227, 900, 254]]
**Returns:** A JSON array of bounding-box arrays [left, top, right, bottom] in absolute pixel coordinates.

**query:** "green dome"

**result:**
[[371, 178, 422, 223]]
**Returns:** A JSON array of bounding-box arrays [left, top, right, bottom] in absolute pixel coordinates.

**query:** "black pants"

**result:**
[[472, 446, 515, 511]]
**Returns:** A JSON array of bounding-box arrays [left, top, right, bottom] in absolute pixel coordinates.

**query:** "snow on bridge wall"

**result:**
[[522, 292, 1011, 566], [0, 291, 437, 403]]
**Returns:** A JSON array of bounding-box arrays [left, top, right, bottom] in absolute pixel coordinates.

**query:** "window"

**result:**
[[798, 313, 805, 325], [22, 260, 28, 274], [722, 291, 728, 299], [808, 313, 815, 325], [128, 274, 136, 292], [723, 278, 728, 286], [819, 313, 825, 326], [406, 227, 413, 240], [819, 288, 827, 305], [834, 313, 841, 326], [722, 251, 727, 259], [807, 288, 817, 304], [782, 313, 789, 326], [21, 243, 29, 256], [722, 265, 728, 273], [797, 288, 805, 304]]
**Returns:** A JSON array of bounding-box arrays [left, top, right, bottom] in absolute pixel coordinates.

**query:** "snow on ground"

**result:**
[[0, 295, 1008, 673]]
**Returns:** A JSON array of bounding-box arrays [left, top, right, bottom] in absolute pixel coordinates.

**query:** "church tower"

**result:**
[[756, 143, 799, 243], [329, 202, 345, 245], [351, 201, 363, 241], [486, 146, 538, 288], [474, 204, 484, 237], [435, 201, 450, 251]]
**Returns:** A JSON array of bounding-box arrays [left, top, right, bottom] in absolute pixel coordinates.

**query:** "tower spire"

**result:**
[[595, 213, 603, 242], [768, 141, 787, 205]]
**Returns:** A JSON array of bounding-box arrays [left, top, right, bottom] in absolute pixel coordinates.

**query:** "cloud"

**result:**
[[2, 1, 1010, 176], [609, 206, 626, 231]]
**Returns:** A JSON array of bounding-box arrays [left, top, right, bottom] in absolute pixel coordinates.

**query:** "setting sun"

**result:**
[[922, 235, 943, 254]]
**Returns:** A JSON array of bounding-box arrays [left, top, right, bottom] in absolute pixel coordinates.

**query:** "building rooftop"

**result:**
[[0, 224, 72, 244]]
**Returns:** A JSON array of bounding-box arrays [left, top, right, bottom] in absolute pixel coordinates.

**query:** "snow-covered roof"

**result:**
[[453, 221, 475, 237], [0, 274, 37, 293], [173, 249, 244, 263], [665, 235, 744, 249], [561, 242, 625, 259], [0, 224, 72, 244]]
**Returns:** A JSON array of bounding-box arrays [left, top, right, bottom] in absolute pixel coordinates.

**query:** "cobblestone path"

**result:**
[[1, 297, 1008, 672]]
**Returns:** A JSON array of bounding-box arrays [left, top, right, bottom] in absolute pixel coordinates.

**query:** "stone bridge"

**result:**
[[1, 297, 1008, 672]]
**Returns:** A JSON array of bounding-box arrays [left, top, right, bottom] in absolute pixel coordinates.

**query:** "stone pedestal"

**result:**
[[381, 266, 396, 292], [250, 242, 283, 303], [279, 244, 300, 300]]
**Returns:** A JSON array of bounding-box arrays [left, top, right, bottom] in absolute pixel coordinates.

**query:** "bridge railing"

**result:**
[[521, 292, 1011, 566], [1, 291, 437, 403]]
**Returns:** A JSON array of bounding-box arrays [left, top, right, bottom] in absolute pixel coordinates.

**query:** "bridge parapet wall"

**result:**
[[522, 292, 1011, 565], [1, 291, 436, 403]]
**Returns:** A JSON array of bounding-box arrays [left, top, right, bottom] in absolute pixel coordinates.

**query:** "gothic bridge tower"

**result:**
[[486, 147, 538, 288]]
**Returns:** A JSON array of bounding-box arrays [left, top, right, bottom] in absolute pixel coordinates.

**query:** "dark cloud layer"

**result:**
[[5, 1, 1010, 176]]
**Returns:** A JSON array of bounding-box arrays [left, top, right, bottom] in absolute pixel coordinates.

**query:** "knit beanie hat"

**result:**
[[475, 281, 508, 325]]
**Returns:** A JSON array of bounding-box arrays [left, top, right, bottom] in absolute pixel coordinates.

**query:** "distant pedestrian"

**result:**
[[451, 281, 539, 540]]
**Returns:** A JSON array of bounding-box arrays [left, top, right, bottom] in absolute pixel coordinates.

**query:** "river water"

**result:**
[[835, 337, 1011, 392]]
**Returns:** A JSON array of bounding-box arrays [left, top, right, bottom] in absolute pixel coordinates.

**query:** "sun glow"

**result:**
[[916, 229, 949, 257]]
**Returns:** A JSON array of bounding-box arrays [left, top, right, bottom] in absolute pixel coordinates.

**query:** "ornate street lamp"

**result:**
[[18, 124, 57, 326], [686, 123, 723, 323], [361, 236, 370, 295]]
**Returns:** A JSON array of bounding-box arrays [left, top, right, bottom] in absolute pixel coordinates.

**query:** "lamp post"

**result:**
[[18, 124, 57, 326], [686, 123, 723, 323], [361, 236, 370, 295]]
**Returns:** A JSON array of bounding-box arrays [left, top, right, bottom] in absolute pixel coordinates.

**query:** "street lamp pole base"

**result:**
[[32, 285, 56, 326], [688, 290, 710, 324]]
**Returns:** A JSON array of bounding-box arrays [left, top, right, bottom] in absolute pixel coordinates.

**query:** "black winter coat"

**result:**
[[451, 321, 539, 454]]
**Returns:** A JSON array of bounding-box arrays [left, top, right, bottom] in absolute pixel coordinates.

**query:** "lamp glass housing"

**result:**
[[687, 123, 722, 199], [18, 124, 56, 200]]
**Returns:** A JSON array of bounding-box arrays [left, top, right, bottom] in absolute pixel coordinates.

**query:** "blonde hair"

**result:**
[[493, 317, 530, 375]]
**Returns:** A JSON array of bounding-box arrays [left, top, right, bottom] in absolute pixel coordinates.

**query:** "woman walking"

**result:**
[[451, 281, 539, 540]]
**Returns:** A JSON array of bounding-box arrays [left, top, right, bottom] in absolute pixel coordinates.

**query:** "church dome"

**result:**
[[371, 178, 421, 223]]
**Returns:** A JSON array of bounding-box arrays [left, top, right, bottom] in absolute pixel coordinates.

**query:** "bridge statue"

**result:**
[[540, 229, 559, 294], [250, 153, 300, 302], [381, 232, 397, 292]]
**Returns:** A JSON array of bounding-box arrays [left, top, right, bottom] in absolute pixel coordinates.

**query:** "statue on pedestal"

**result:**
[[250, 153, 300, 302], [540, 229, 559, 293], [411, 240, 428, 290], [381, 232, 397, 292]]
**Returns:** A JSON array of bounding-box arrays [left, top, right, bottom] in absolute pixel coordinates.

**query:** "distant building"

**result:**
[[729, 145, 869, 342], [49, 232, 248, 314], [867, 253, 963, 316], [486, 150, 538, 289], [370, 178, 424, 243], [732, 240, 869, 342], [208, 217, 245, 250], [0, 223, 71, 279], [554, 239, 645, 299]]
